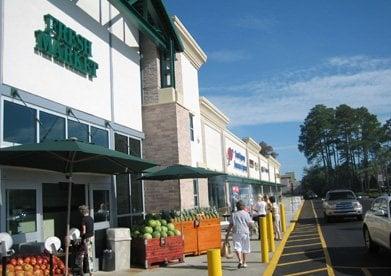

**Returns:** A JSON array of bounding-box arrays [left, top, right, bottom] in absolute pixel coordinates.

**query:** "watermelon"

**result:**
[[167, 223, 175, 231], [152, 231, 161, 239], [161, 226, 168, 233], [143, 226, 153, 234], [148, 220, 157, 228], [154, 226, 162, 232], [155, 220, 161, 227], [160, 219, 167, 226], [167, 231, 175, 237], [160, 231, 168, 238], [143, 233, 152, 239], [174, 229, 181, 236]]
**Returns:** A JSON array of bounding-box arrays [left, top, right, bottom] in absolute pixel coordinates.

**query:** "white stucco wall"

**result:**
[[203, 123, 223, 171], [269, 165, 276, 183], [248, 151, 259, 179], [260, 157, 269, 181], [224, 135, 247, 177], [1, 0, 142, 131], [180, 54, 203, 166]]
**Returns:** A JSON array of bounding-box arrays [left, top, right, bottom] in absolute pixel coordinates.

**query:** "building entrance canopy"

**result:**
[[0, 139, 157, 275]]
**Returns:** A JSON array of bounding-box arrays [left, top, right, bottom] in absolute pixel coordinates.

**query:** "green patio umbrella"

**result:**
[[139, 164, 226, 180], [0, 139, 157, 275]]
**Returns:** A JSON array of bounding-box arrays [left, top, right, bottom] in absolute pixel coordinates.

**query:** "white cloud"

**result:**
[[203, 56, 391, 126], [208, 49, 250, 63]]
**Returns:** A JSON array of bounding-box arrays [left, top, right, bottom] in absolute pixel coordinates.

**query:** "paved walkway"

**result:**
[[273, 201, 329, 276], [95, 197, 303, 276]]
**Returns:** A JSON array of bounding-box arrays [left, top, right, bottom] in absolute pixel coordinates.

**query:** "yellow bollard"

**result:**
[[259, 216, 269, 263], [280, 203, 287, 233], [207, 249, 222, 276], [266, 213, 275, 252]]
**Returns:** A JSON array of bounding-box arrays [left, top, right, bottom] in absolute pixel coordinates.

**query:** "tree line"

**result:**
[[298, 104, 391, 195]]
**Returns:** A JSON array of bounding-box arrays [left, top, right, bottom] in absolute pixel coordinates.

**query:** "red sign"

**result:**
[[232, 186, 239, 193]]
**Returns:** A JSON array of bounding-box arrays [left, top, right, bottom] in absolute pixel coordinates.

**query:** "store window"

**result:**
[[189, 114, 195, 141], [68, 120, 89, 142], [93, 190, 110, 222], [115, 134, 131, 215], [90, 126, 109, 147], [3, 101, 37, 144], [40, 111, 65, 142], [193, 179, 199, 207], [129, 137, 141, 157], [160, 51, 173, 88], [6, 189, 37, 235], [115, 134, 143, 220]]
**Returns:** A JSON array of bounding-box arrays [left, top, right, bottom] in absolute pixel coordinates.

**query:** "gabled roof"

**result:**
[[111, 0, 183, 52]]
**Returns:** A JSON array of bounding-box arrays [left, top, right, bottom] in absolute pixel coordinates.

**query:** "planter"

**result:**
[[174, 218, 221, 255], [131, 236, 184, 269]]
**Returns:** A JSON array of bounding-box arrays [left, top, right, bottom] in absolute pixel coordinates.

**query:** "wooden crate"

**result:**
[[174, 220, 198, 255], [198, 218, 221, 253], [174, 218, 221, 255], [131, 236, 184, 269]]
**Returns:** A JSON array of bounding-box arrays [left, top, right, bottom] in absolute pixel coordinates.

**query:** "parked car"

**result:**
[[363, 195, 391, 253], [322, 189, 363, 222]]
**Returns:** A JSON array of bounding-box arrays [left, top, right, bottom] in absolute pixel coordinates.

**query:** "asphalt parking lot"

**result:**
[[272, 199, 391, 276]]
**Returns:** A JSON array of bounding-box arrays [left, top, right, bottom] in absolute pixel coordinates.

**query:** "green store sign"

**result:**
[[34, 14, 99, 78]]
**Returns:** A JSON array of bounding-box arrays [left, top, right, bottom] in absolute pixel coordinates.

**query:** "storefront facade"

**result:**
[[141, 16, 208, 212], [200, 97, 283, 212], [0, 0, 183, 262]]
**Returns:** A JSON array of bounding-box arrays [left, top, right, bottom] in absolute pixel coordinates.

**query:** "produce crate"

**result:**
[[173, 220, 198, 255], [174, 218, 221, 255], [131, 236, 184, 269], [197, 218, 221, 253]]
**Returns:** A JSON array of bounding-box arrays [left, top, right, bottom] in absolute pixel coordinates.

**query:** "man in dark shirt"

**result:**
[[76, 205, 94, 276]]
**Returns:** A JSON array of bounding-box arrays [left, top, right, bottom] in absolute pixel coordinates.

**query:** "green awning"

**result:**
[[225, 175, 285, 187], [139, 164, 226, 180]]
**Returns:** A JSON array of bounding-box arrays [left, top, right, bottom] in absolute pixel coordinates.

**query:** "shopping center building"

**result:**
[[0, 0, 185, 262], [200, 97, 282, 212], [0, 0, 283, 267]]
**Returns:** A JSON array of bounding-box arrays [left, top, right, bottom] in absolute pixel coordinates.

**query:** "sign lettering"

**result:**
[[34, 14, 99, 78]]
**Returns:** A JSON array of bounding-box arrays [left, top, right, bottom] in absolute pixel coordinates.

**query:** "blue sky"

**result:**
[[165, 0, 391, 179]]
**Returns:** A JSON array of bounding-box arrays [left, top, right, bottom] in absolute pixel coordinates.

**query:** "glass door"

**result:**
[[3, 182, 42, 244], [42, 183, 87, 241]]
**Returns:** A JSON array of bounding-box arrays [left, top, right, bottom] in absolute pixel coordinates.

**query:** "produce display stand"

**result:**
[[174, 218, 221, 256], [131, 236, 184, 269]]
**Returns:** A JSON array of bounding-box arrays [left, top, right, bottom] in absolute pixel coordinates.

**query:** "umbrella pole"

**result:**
[[64, 174, 72, 276]]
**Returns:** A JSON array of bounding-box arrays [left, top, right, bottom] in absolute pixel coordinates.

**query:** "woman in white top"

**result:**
[[252, 194, 267, 240], [270, 196, 282, 240]]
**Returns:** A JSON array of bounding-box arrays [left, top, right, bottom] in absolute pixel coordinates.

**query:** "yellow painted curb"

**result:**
[[262, 200, 305, 276]]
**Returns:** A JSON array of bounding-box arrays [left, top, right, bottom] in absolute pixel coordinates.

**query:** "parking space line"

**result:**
[[284, 242, 322, 248], [293, 229, 318, 233], [262, 201, 305, 276], [284, 267, 328, 276], [277, 257, 325, 266], [282, 248, 324, 256], [290, 233, 319, 238], [361, 268, 372, 276], [311, 200, 335, 276], [286, 237, 320, 242]]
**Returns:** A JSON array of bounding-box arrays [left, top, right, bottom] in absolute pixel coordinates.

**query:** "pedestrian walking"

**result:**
[[264, 194, 272, 214], [270, 196, 282, 240], [225, 200, 254, 269], [252, 194, 267, 239], [76, 205, 95, 276]]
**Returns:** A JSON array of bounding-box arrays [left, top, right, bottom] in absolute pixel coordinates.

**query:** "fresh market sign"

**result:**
[[34, 14, 99, 78]]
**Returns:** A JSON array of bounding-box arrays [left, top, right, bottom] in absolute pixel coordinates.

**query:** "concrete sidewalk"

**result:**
[[96, 197, 302, 276]]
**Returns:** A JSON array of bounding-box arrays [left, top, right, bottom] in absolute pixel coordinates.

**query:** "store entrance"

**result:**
[[42, 183, 86, 241]]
